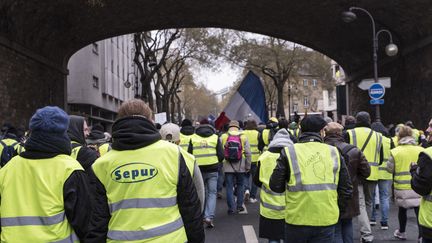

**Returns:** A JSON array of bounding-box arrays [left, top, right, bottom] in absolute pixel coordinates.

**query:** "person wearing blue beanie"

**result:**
[[0, 106, 91, 241]]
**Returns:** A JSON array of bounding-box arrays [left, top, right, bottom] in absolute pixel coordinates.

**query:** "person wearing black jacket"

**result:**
[[325, 122, 371, 243], [0, 106, 91, 241], [188, 120, 224, 228], [67, 115, 98, 170], [411, 148, 432, 241], [86, 99, 204, 243], [269, 115, 352, 243]]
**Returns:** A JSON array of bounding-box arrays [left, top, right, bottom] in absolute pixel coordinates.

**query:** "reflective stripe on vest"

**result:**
[[108, 217, 184, 241], [391, 144, 424, 190], [419, 148, 432, 229], [379, 136, 393, 180], [258, 151, 286, 220], [92, 140, 189, 242], [243, 130, 260, 163], [109, 197, 177, 213], [1, 211, 65, 226], [179, 134, 193, 149], [348, 128, 381, 181], [284, 142, 340, 226], [191, 134, 218, 166], [0, 154, 83, 242]]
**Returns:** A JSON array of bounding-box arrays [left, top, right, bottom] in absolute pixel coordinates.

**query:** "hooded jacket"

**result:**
[[86, 116, 204, 243], [67, 116, 98, 170], [269, 132, 353, 214], [188, 124, 224, 173], [180, 125, 195, 136], [324, 133, 370, 218], [253, 129, 293, 187]]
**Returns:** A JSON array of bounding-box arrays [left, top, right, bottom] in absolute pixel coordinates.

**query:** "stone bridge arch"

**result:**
[[0, 0, 431, 127]]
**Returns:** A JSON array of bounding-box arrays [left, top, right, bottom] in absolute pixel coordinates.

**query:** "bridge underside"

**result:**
[[0, 0, 432, 127]]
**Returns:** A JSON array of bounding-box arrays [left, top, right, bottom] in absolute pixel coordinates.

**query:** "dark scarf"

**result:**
[[112, 116, 161, 151], [22, 131, 72, 159]]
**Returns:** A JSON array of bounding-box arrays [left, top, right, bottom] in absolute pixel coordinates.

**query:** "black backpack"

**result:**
[[0, 140, 18, 167], [339, 143, 356, 171]]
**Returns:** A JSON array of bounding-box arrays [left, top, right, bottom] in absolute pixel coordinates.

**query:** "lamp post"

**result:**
[[342, 7, 398, 122]]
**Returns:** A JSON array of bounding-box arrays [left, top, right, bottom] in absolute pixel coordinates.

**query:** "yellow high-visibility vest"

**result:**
[[419, 148, 432, 230], [379, 136, 393, 180], [348, 127, 382, 181], [92, 140, 195, 243], [179, 133, 194, 150], [243, 130, 260, 163], [284, 142, 341, 226], [191, 134, 219, 167], [391, 144, 424, 190], [289, 128, 300, 139], [0, 154, 83, 242], [99, 143, 111, 157], [71, 141, 82, 160], [258, 151, 285, 219]]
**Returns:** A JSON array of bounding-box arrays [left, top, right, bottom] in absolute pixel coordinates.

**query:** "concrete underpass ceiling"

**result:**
[[1, 0, 431, 76]]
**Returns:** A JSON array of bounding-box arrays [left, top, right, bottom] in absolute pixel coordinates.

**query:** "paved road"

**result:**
[[205, 191, 419, 243]]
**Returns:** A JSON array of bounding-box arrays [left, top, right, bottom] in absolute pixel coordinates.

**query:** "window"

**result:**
[[293, 103, 298, 112], [92, 76, 99, 88], [92, 43, 98, 55], [303, 96, 309, 107], [303, 79, 308, 86], [111, 60, 114, 72], [312, 79, 317, 88]]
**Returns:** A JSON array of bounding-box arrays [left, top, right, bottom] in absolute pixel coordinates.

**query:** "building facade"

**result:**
[[67, 35, 139, 130], [284, 71, 337, 120]]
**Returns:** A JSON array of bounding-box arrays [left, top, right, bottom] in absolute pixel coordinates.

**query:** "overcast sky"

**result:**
[[192, 63, 243, 93]]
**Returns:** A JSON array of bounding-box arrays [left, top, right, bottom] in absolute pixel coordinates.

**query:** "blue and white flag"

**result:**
[[216, 71, 268, 129]]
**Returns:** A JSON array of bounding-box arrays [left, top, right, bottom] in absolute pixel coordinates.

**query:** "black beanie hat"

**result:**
[[300, 115, 327, 133], [181, 119, 193, 127]]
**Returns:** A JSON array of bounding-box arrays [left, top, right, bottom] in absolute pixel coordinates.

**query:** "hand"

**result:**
[[410, 162, 418, 172]]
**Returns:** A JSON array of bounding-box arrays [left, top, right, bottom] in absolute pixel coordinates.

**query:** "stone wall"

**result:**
[[0, 45, 65, 128]]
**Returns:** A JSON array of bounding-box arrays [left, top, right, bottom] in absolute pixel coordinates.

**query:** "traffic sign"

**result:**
[[370, 99, 384, 105], [369, 83, 385, 99], [358, 77, 391, 90]]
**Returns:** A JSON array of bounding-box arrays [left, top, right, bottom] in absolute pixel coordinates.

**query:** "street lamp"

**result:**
[[342, 7, 398, 122]]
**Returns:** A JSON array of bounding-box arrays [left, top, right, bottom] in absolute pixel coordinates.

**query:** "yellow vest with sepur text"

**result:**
[[348, 127, 382, 181], [284, 142, 341, 226], [92, 140, 195, 243], [258, 151, 285, 220], [391, 144, 424, 190], [243, 130, 260, 163], [0, 154, 83, 243], [419, 148, 432, 230], [191, 134, 219, 167]]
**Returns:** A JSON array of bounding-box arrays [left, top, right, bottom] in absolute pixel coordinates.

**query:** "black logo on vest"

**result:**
[[111, 162, 158, 183]]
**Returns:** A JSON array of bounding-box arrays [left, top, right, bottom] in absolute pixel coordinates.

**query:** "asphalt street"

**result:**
[[205, 191, 419, 243]]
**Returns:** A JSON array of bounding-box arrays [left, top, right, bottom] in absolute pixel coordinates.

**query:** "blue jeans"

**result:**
[[245, 163, 258, 198], [202, 172, 218, 219], [371, 179, 391, 224], [217, 164, 224, 193], [333, 218, 353, 243], [285, 223, 335, 243], [225, 173, 246, 212]]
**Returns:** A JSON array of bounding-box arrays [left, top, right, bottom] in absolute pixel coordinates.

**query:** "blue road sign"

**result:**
[[369, 83, 385, 99], [370, 99, 384, 105]]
